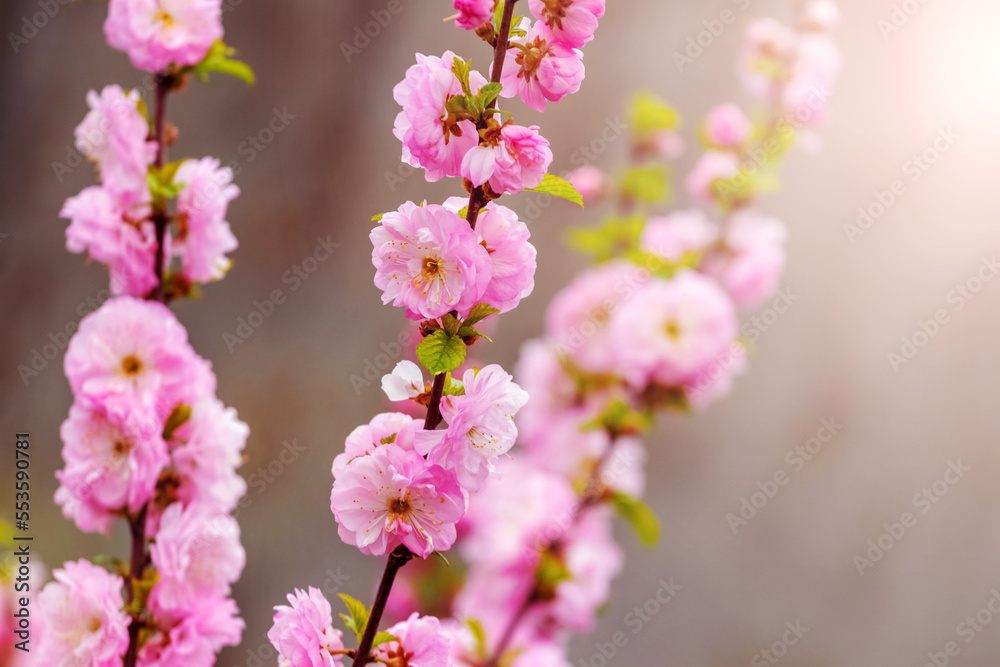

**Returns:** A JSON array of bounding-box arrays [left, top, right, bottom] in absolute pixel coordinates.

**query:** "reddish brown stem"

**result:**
[[150, 73, 172, 303], [122, 504, 149, 667], [350, 548, 413, 667]]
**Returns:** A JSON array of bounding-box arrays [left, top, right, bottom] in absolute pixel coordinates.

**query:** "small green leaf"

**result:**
[[372, 631, 398, 648], [458, 206, 469, 219], [452, 57, 473, 97], [338, 593, 370, 644], [620, 165, 669, 203], [493, 1, 505, 29], [457, 326, 493, 343], [527, 173, 584, 207], [474, 82, 503, 109], [371, 213, 384, 222], [191, 39, 255, 85], [442, 374, 465, 396], [441, 312, 462, 337], [416, 330, 467, 376], [462, 303, 500, 329], [611, 492, 661, 548], [567, 214, 645, 262], [162, 403, 191, 440], [465, 618, 488, 659], [628, 91, 681, 134]]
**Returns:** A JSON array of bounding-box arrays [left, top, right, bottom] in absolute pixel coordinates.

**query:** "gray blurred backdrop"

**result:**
[[3, 0, 1000, 665]]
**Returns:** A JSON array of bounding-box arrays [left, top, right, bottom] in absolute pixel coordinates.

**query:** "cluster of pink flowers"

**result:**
[[37, 0, 251, 665]]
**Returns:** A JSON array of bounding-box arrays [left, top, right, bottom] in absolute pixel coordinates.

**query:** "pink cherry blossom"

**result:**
[[640, 208, 718, 262], [75, 85, 157, 199], [453, 0, 494, 30], [36, 559, 130, 667], [738, 17, 798, 100], [704, 102, 753, 148], [371, 201, 492, 320], [415, 364, 529, 492], [393, 51, 487, 182], [475, 202, 537, 313], [61, 185, 160, 298], [706, 209, 787, 309], [527, 0, 604, 48], [461, 123, 552, 195], [500, 19, 585, 112], [268, 587, 345, 667], [55, 402, 169, 533], [149, 502, 245, 612], [684, 151, 741, 203], [564, 165, 606, 205], [382, 360, 427, 402], [683, 339, 747, 409], [376, 613, 451, 667], [64, 296, 213, 426], [142, 593, 244, 666], [331, 443, 465, 558], [609, 270, 738, 389], [104, 0, 223, 72], [173, 156, 239, 283], [331, 411, 422, 478], [802, 0, 839, 32]]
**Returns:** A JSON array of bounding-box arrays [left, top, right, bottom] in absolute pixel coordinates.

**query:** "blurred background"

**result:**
[[3, 0, 1000, 664]]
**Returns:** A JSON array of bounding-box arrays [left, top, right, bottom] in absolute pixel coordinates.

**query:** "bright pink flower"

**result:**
[[393, 52, 487, 182], [453, 0, 494, 30], [501, 19, 585, 112], [544, 260, 645, 373], [61, 185, 160, 298], [640, 209, 718, 262], [704, 102, 753, 148], [376, 613, 451, 667], [382, 360, 427, 402], [527, 0, 604, 48], [36, 559, 130, 667], [173, 157, 239, 283], [461, 124, 552, 195], [331, 443, 465, 558], [370, 201, 492, 320], [64, 296, 212, 426], [142, 593, 244, 666], [166, 395, 249, 516], [104, 0, 223, 72], [149, 502, 245, 612], [706, 209, 787, 309], [75, 85, 157, 199], [331, 412, 422, 478], [609, 270, 738, 389], [268, 587, 345, 667], [684, 151, 741, 203], [564, 165, 606, 205], [416, 365, 529, 492], [55, 402, 169, 533], [738, 17, 797, 100]]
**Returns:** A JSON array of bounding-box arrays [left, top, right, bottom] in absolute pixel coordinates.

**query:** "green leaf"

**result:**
[[628, 91, 680, 134], [146, 170, 184, 200], [442, 374, 465, 396], [191, 39, 255, 85], [338, 593, 370, 644], [567, 214, 645, 262], [372, 632, 398, 648], [462, 303, 500, 329], [465, 618, 488, 659], [441, 312, 462, 337], [474, 82, 503, 110], [493, 1, 505, 29], [620, 165, 669, 203], [580, 398, 652, 436], [371, 213, 384, 222], [534, 548, 572, 600], [457, 326, 493, 343], [452, 57, 473, 97], [611, 492, 661, 548], [162, 403, 191, 441], [527, 173, 584, 207], [126, 566, 160, 614], [416, 330, 467, 376]]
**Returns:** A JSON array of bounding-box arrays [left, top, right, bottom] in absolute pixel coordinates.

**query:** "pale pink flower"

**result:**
[[104, 0, 223, 72], [149, 502, 245, 612], [142, 593, 244, 666], [371, 201, 492, 320], [75, 85, 157, 199], [461, 124, 552, 195], [527, 0, 604, 48], [453, 0, 494, 30], [331, 443, 465, 558], [684, 151, 741, 203], [376, 613, 451, 667], [564, 165, 606, 205], [802, 0, 839, 32], [640, 209, 718, 262], [268, 588, 345, 667], [684, 340, 748, 409], [382, 360, 427, 402], [500, 19, 585, 112], [64, 296, 213, 426], [393, 52, 487, 182], [416, 365, 529, 492], [56, 402, 169, 533], [173, 156, 239, 283], [738, 17, 798, 99], [474, 202, 537, 313], [61, 185, 160, 298], [609, 270, 738, 389], [36, 559, 130, 667], [704, 102, 753, 148], [706, 209, 787, 309], [331, 412, 422, 478]]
